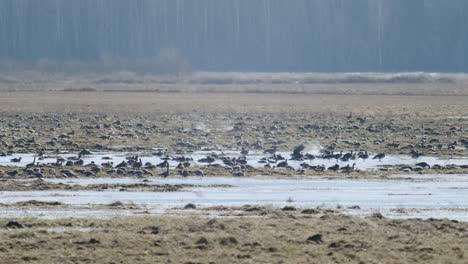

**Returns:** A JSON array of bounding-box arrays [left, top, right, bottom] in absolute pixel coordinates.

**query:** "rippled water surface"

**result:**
[[1, 175, 468, 220]]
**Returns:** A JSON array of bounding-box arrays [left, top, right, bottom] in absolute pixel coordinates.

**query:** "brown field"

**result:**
[[0, 83, 466, 158]]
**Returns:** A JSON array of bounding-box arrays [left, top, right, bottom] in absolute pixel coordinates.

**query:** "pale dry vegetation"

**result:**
[[1, 72, 468, 96], [0, 211, 466, 263]]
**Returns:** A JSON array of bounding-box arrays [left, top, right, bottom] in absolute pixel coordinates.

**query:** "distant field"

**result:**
[[0, 90, 467, 117], [1, 71, 468, 96]]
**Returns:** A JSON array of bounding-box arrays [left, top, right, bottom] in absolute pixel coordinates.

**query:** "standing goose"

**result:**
[[341, 151, 353, 162], [333, 151, 343, 162], [410, 150, 422, 158], [157, 160, 169, 168], [132, 159, 143, 168], [159, 162, 170, 178], [26, 157, 36, 168]]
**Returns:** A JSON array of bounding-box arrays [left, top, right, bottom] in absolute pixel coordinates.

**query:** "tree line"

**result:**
[[0, 0, 466, 72]]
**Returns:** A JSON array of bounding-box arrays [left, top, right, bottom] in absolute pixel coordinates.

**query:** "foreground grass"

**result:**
[[0, 211, 466, 263]]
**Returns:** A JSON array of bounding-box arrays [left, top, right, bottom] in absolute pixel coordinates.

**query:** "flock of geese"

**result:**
[[0, 145, 394, 178], [3, 143, 466, 178]]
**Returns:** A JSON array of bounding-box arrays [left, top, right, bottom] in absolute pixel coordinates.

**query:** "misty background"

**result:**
[[0, 0, 467, 73]]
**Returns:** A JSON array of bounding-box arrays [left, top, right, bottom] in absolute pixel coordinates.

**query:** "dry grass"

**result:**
[[0, 211, 466, 263], [0, 91, 467, 116]]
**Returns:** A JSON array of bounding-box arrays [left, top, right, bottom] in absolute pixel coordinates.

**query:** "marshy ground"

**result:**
[[0, 210, 467, 264], [0, 72, 467, 263]]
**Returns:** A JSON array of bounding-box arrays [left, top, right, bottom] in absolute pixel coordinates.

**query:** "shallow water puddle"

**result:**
[[1, 176, 468, 220], [0, 207, 142, 219], [0, 151, 467, 171]]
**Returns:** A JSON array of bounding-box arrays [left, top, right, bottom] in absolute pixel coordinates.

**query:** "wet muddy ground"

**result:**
[[1, 175, 468, 221]]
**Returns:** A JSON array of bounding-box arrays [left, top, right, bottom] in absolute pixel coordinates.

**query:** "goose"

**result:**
[[6, 170, 18, 177], [132, 158, 142, 168], [223, 158, 237, 166], [102, 162, 114, 168], [55, 157, 66, 166], [293, 144, 305, 155], [327, 164, 340, 171], [372, 153, 385, 161], [314, 165, 326, 172], [291, 144, 305, 160], [178, 170, 190, 177], [276, 160, 288, 168], [91, 166, 101, 174], [415, 162, 430, 169], [321, 153, 332, 160], [159, 163, 170, 178], [161, 155, 171, 161], [10, 157, 22, 163], [172, 156, 191, 162], [78, 149, 92, 156], [263, 147, 277, 154], [61, 170, 76, 177], [157, 160, 169, 168], [274, 154, 286, 160], [410, 150, 422, 158], [237, 157, 248, 165], [26, 157, 36, 168], [193, 170, 205, 177], [115, 161, 128, 168], [341, 151, 353, 162], [341, 163, 356, 173], [333, 151, 343, 162], [68, 154, 82, 161], [240, 148, 249, 156], [176, 162, 185, 169], [358, 151, 369, 159], [198, 156, 216, 164]]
